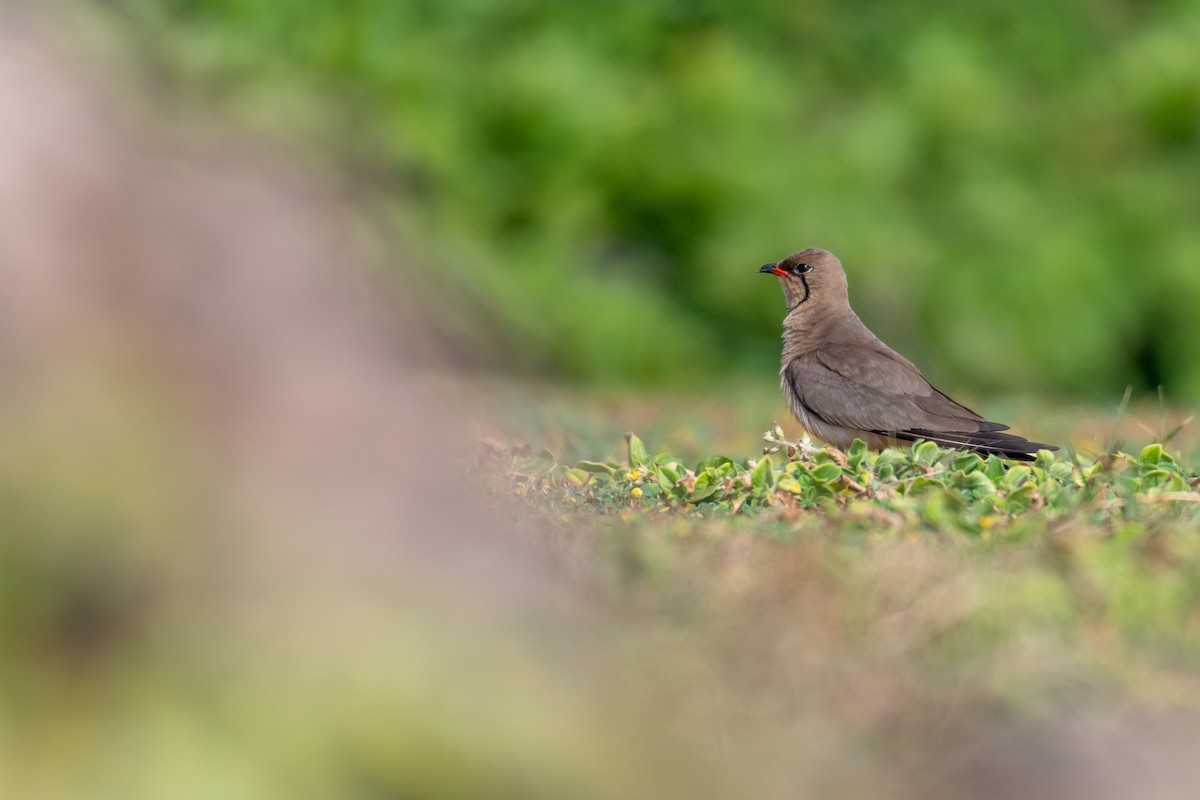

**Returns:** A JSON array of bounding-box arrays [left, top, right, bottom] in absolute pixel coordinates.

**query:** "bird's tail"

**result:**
[[890, 428, 1058, 462]]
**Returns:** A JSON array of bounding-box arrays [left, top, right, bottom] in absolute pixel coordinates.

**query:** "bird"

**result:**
[[759, 248, 1057, 462]]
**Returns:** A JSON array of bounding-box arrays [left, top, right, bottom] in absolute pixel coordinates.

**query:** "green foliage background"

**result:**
[[105, 0, 1200, 396]]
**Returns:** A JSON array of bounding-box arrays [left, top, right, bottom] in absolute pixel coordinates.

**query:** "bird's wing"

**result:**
[[788, 344, 994, 433], [785, 346, 1056, 460], [787, 347, 1060, 460]]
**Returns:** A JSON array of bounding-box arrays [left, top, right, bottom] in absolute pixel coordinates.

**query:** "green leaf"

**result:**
[[847, 439, 869, 470], [564, 468, 590, 487], [776, 476, 805, 494], [811, 463, 843, 484], [1005, 483, 1038, 513], [751, 455, 776, 492], [687, 472, 720, 503], [920, 491, 949, 527], [1001, 465, 1032, 491], [912, 440, 942, 466], [658, 461, 681, 482], [984, 455, 1007, 483], [655, 465, 682, 498], [575, 460, 616, 474], [625, 432, 648, 467], [958, 471, 996, 497], [876, 449, 909, 468], [904, 475, 941, 495], [638, 482, 663, 497], [696, 455, 734, 472], [1048, 461, 1075, 484], [514, 448, 556, 475], [1140, 443, 1164, 466], [951, 452, 983, 473], [1142, 469, 1174, 489]]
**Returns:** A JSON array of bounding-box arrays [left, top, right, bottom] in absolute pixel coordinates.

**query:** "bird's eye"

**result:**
[[796, 263, 813, 274]]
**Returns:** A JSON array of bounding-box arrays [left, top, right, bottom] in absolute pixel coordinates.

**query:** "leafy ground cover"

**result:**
[[478, 420, 1200, 797], [491, 430, 1200, 535]]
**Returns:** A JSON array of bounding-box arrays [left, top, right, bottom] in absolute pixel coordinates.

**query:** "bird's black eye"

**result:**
[[796, 263, 813, 274]]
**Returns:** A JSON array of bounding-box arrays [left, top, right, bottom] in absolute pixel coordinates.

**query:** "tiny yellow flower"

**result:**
[[626, 469, 641, 481], [514, 486, 526, 496], [631, 487, 643, 497]]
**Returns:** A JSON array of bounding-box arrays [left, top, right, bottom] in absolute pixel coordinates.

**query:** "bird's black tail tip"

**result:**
[[896, 429, 1059, 462]]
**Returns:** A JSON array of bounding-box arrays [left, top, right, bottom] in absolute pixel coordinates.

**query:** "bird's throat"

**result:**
[[786, 275, 811, 313]]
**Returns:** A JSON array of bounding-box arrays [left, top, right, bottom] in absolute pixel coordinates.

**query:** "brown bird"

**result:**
[[759, 248, 1057, 461]]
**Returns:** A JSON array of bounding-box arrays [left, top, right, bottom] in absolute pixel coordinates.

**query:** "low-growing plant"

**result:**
[[491, 427, 1200, 535]]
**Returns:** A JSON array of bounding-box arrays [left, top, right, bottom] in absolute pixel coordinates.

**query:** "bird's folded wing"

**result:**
[[787, 347, 997, 434]]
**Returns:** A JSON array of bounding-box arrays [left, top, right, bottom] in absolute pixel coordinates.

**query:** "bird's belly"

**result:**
[[782, 380, 890, 451], [801, 415, 888, 451]]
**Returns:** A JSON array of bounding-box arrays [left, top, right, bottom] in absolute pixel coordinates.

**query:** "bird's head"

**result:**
[[758, 248, 849, 314]]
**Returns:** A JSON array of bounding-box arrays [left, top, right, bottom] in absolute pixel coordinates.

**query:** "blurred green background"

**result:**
[[105, 0, 1200, 396]]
